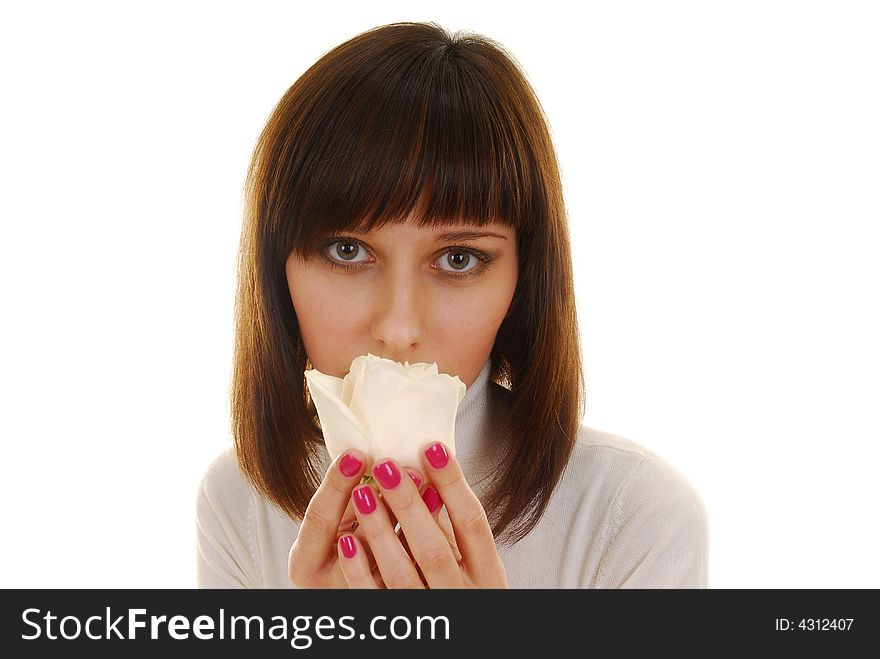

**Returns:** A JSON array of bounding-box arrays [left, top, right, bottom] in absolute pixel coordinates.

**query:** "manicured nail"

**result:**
[[422, 485, 442, 513], [425, 442, 449, 469], [339, 535, 357, 559], [409, 472, 422, 488], [353, 485, 377, 514], [373, 460, 401, 489], [339, 453, 363, 478]]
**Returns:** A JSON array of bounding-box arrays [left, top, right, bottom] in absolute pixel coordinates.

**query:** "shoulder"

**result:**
[[560, 425, 658, 504], [569, 425, 705, 512], [196, 446, 257, 513], [566, 425, 710, 587], [195, 447, 263, 588]]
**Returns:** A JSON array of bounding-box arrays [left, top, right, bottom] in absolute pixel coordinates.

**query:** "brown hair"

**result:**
[[231, 21, 585, 545]]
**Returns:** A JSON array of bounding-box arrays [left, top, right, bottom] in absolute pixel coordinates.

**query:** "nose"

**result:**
[[370, 269, 426, 354]]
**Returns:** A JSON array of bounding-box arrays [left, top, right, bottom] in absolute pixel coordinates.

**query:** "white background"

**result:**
[[1, 1, 877, 588]]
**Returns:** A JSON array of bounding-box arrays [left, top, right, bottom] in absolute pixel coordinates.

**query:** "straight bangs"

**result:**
[[249, 22, 548, 263]]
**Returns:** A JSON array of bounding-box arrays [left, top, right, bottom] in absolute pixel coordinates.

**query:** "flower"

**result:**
[[304, 353, 467, 468]]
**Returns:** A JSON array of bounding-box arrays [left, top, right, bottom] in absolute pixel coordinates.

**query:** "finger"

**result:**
[[385, 496, 399, 531], [371, 458, 462, 588], [386, 470, 423, 533], [339, 499, 360, 534], [351, 482, 425, 589], [414, 485, 463, 564], [371, 562, 388, 589], [338, 498, 380, 570], [395, 485, 444, 569], [364, 471, 430, 566], [398, 473, 446, 583], [337, 534, 381, 589], [395, 469, 438, 552], [396, 507, 452, 586], [405, 468, 424, 491], [395, 472, 435, 565], [397, 530, 428, 585], [422, 442, 505, 584], [289, 450, 367, 581], [340, 500, 384, 573], [405, 485, 461, 563], [436, 505, 463, 563]]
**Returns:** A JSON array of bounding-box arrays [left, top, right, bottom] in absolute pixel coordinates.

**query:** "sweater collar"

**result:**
[[452, 355, 502, 494]]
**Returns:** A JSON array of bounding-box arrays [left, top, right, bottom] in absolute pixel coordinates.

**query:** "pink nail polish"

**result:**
[[425, 442, 449, 469], [422, 485, 442, 514], [339, 535, 357, 559], [339, 453, 363, 478], [353, 485, 377, 514], [409, 472, 422, 488], [373, 460, 401, 489]]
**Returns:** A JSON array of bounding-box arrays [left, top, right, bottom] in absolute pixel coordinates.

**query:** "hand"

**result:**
[[287, 449, 423, 588], [337, 441, 510, 589]]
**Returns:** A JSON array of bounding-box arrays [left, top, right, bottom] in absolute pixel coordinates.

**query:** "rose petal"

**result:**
[[305, 370, 370, 460], [304, 368, 344, 400], [340, 355, 371, 406], [402, 361, 439, 378], [376, 374, 466, 468], [349, 356, 417, 448]]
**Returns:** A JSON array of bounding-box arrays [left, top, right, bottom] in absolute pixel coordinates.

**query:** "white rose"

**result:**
[[304, 353, 467, 468]]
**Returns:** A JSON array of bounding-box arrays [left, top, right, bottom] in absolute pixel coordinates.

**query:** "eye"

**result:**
[[435, 248, 483, 276], [319, 238, 493, 280], [326, 239, 369, 265]]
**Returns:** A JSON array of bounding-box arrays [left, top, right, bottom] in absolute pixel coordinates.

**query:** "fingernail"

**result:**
[[353, 485, 377, 514], [425, 442, 449, 469], [339, 453, 363, 478], [339, 535, 357, 559], [373, 460, 401, 489], [409, 472, 422, 488], [422, 485, 442, 514]]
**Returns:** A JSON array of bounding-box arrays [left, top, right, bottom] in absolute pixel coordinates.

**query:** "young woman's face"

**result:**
[[285, 217, 517, 388]]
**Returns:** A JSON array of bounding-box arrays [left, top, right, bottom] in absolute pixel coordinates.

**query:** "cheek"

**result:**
[[286, 267, 367, 369], [435, 290, 509, 332], [291, 278, 367, 333], [428, 297, 510, 383], [438, 259, 517, 331], [433, 293, 508, 385]]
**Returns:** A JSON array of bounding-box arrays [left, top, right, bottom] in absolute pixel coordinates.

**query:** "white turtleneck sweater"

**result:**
[[195, 357, 710, 588]]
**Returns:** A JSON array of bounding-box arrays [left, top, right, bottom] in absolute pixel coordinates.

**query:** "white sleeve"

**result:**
[[194, 450, 262, 588], [591, 454, 710, 589]]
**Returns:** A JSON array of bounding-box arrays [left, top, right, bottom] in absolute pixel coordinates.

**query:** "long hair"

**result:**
[[231, 21, 585, 545]]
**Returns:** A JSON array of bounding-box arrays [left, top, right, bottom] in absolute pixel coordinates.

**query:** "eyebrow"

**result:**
[[346, 228, 508, 241]]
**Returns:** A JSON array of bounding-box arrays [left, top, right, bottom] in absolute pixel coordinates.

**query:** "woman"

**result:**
[[195, 21, 709, 588]]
